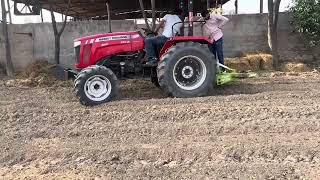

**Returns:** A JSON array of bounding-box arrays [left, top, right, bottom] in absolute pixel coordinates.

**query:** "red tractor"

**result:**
[[72, 1, 238, 106]]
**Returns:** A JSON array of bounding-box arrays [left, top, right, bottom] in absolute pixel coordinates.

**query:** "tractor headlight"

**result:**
[[74, 41, 81, 47]]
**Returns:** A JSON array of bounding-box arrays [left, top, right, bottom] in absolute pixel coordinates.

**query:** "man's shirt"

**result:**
[[162, 14, 182, 38], [203, 14, 229, 41]]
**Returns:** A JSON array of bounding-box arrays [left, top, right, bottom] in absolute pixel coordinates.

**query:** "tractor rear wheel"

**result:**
[[157, 42, 216, 97], [74, 65, 119, 106]]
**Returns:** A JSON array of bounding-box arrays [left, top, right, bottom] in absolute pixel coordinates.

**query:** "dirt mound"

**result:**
[[5, 60, 64, 87], [19, 60, 54, 79], [225, 52, 273, 71]]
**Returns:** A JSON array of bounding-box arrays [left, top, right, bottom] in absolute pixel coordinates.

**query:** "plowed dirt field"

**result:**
[[1, 72, 320, 179]]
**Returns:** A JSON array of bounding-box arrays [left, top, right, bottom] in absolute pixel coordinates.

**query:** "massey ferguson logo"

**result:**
[[96, 35, 130, 43], [98, 37, 111, 41]]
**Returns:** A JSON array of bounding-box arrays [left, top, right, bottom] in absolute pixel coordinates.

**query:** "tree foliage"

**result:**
[[290, 0, 320, 46]]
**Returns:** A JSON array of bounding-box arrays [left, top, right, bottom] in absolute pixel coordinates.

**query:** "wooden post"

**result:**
[[1, 0, 14, 77], [138, 0, 151, 30], [106, 2, 111, 32], [188, 0, 193, 36], [235, 0, 238, 14], [260, 0, 263, 13], [6, 0, 12, 24], [151, 0, 156, 31], [40, 9, 44, 22], [179, 0, 185, 36]]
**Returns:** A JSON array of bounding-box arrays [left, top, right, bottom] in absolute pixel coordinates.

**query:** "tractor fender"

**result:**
[[159, 36, 213, 59]]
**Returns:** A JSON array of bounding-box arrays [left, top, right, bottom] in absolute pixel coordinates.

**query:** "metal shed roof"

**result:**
[[13, 0, 231, 19]]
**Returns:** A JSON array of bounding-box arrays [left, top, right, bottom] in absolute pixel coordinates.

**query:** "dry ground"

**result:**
[[1, 72, 320, 179]]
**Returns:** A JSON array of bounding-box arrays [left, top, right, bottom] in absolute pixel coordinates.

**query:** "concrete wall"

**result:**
[[0, 20, 136, 70], [0, 13, 319, 71], [221, 13, 319, 63]]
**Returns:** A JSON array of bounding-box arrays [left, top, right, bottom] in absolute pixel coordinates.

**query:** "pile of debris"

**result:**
[[5, 60, 72, 87]]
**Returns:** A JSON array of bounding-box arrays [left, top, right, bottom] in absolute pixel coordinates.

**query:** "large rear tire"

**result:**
[[74, 65, 119, 106], [157, 42, 216, 97]]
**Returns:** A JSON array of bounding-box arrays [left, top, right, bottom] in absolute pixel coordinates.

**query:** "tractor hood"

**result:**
[[74, 31, 140, 42]]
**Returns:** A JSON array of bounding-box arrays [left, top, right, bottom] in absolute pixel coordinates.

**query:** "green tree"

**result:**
[[290, 0, 320, 46]]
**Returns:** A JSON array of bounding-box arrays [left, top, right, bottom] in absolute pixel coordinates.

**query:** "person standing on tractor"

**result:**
[[144, 8, 183, 66], [200, 10, 229, 70]]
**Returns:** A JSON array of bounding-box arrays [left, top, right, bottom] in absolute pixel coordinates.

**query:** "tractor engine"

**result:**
[[97, 51, 145, 79], [73, 31, 145, 78]]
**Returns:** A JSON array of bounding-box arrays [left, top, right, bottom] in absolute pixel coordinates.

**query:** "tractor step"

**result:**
[[141, 63, 157, 67]]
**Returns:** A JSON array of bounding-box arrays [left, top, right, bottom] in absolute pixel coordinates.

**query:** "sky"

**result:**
[[0, 0, 293, 24], [223, 0, 292, 14]]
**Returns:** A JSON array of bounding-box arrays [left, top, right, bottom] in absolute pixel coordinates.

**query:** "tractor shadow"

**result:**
[[119, 79, 167, 100], [211, 77, 305, 96], [119, 78, 298, 101], [212, 82, 269, 96]]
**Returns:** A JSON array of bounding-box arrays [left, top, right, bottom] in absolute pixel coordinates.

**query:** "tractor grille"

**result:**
[[74, 46, 80, 64], [82, 44, 92, 64]]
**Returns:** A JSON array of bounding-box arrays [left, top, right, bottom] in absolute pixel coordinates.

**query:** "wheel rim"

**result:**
[[84, 75, 112, 101], [173, 55, 207, 91]]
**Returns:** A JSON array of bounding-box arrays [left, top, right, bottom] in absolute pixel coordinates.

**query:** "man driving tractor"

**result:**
[[144, 8, 183, 66]]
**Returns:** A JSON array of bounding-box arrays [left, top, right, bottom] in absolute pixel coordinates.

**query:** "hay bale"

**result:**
[[245, 54, 262, 71], [225, 57, 252, 71], [243, 52, 274, 71], [281, 62, 311, 72], [260, 54, 273, 70], [225, 52, 273, 71]]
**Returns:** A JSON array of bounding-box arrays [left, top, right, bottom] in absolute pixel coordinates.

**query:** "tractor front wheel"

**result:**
[[157, 42, 216, 97], [74, 65, 119, 106]]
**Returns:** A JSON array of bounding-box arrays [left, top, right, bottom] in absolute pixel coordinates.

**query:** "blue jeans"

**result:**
[[145, 36, 168, 59], [208, 38, 224, 65]]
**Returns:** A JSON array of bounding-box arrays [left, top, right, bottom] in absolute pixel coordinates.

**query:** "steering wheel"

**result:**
[[141, 28, 158, 37]]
